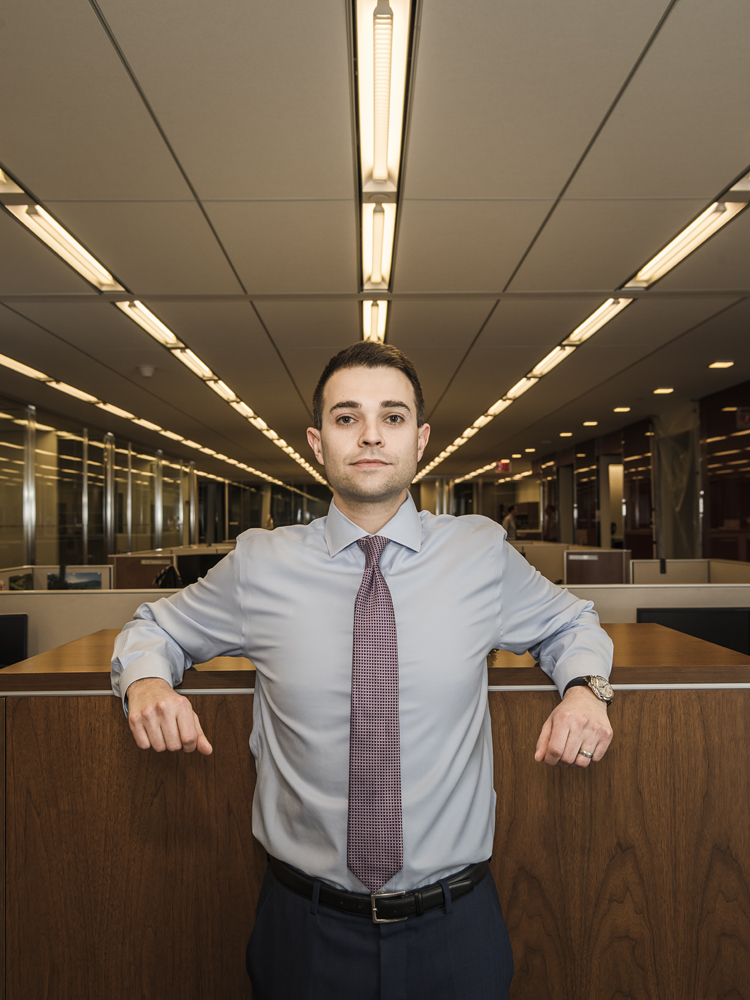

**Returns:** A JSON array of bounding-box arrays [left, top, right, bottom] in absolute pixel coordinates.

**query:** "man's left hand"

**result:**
[[534, 686, 613, 768]]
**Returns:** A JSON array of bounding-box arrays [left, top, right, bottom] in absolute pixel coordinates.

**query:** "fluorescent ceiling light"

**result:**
[[0, 352, 50, 380], [230, 400, 257, 420], [47, 382, 99, 403], [524, 448, 535, 453], [583, 421, 598, 426], [363, 300, 387, 342], [511, 453, 522, 458], [613, 407, 631, 412], [131, 418, 162, 432], [172, 349, 215, 380], [560, 432, 572, 437], [505, 377, 538, 400], [357, 0, 410, 194], [207, 379, 238, 402], [625, 202, 747, 288], [487, 398, 513, 417], [454, 462, 497, 484], [115, 301, 184, 348], [159, 430, 184, 441], [529, 345, 576, 377], [722, 407, 738, 412], [96, 402, 135, 420], [362, 203, 397, 287], [653, 387, 674, 394], [564, 298, 632, 346], [709, 361, 734, 369], [6, 203, 123, 291]]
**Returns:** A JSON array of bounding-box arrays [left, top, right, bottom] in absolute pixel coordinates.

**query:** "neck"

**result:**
[[333, 489, 408, 535]]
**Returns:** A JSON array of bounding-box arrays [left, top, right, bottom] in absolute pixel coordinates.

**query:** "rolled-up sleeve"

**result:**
[[495, 537, 613, 695], [111, 548, 244, 711]]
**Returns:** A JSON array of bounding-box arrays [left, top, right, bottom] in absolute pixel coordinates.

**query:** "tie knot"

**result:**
[[357, 534, 390, 567]]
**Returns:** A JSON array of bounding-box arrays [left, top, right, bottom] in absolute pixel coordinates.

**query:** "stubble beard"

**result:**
[[326, 461, 416, 508]]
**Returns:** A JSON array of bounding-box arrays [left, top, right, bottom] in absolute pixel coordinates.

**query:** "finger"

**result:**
[[136, 709, 168, 752], [129, 717, 154, 751], [159, 710, 185, 752], [573, 745, 595, 769], [176, 701, 201, 753], [534, 716, 553, 762], [194, 713, 213, 756], [592, 726, 613, 762], [547, 715, 582, 766]]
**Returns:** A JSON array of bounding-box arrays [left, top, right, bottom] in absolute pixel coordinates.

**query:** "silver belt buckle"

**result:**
[[370, 889, 407, 924]]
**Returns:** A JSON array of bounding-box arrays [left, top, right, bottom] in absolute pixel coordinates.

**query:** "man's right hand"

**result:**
[[126, 677, 213, 755]]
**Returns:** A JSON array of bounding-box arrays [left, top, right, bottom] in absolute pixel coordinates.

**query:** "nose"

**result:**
[[360, 419, 383, 447]]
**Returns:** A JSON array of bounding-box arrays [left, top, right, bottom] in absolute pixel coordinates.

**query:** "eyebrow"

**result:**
[[329, 399, 412, 413]]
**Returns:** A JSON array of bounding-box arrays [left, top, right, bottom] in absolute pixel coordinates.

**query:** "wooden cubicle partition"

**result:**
[[1, 625, 749, 999]]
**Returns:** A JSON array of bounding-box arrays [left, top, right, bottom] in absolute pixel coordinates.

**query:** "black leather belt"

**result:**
[[268, 856, 490, 924]]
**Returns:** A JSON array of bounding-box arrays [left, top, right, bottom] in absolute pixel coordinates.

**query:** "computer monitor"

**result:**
[[636, 607, 750, 656], [0, 614, 28, 668]]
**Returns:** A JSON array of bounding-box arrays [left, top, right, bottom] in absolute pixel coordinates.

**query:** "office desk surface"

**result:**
[[1, 622, 749, 693]]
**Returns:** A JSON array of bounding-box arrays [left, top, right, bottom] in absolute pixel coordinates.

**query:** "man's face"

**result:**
[[307, 366, 430, 506]]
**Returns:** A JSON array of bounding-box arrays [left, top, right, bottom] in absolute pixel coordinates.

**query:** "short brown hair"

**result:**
[[312, 342, 425, 430]]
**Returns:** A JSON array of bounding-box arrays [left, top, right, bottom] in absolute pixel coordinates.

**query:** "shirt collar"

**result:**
[[324, 493, 423, 557]]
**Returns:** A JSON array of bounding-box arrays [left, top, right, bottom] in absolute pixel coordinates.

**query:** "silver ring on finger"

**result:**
[[577, 748, 594, 759]]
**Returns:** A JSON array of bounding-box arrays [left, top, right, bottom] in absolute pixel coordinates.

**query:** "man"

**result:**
[[112, 342, 613, 999], [501, 504, 517, 540]]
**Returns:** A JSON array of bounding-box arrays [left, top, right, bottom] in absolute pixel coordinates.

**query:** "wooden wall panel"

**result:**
[[5, 695, 263, 1000], [491, 690, 750, 1000], [4, 690, 750, 999]]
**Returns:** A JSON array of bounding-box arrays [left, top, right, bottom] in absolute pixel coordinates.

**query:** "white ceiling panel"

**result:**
[[0, 0, 189, 200], [566, 0, 750, 198], [0, 212, 95, 294], [253, 300, 362, 405], [97, 0, 356, 200], [403, 0, 669, 198], [386, 300, 496, 410], [508, 199, 706, 291], [205, 202, 358, 293], [654, 207, 750, 291], [45, 202, 242, 295], [394, 201, 550, 292]]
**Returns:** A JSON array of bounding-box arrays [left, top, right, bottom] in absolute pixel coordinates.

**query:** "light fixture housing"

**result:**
[[625, 202, 747, 287], [564, 298, 632, 346], [0, 352, 50, 380], [613, 407, 631, 413], [530, 345, 576, 377], [96, 402, 135, 420], [172, 349, 215, 380], [46, 382, 99, 403], [653, 388, 674, 395], [115, 301, 184, 347], [363, 300, 387, 342], [6, 203, 124, 291], [709, 361, 734, 369], [361, 202, 397, 287]]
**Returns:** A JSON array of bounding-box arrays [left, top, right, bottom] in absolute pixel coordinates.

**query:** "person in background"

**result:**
[[111, 342, 614, 1000], [502, 503, 518, 540]]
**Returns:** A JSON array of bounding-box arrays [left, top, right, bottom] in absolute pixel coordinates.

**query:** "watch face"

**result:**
[[590, 676, 613, 701]]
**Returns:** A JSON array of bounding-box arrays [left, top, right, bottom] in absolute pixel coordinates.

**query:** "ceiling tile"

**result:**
[[46, 202, 242, 295], [566, 0, 750, 198], [205, 202, 358, 293], [96, 0, 356, 199], [404, 0, 669, 198], [393, 201, 550, 292], [508, 199, 706, 291], [0, 0, 190, 200]]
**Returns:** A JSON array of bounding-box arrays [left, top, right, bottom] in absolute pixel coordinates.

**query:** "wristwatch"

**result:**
[[563, 675, 614, 705]]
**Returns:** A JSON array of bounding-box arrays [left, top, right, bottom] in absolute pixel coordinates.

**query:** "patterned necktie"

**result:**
[[347, 535, 404, 892]]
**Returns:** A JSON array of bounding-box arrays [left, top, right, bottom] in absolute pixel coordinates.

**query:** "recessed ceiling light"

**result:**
[[709, 361, 734, 369], [524, 448, 535, 453], [559, 432, 573, 437], [582, 421, 598, 426], [653, 388, 674, 394], [576, 453, 586, 458], [613, 406, 631, 412], [722, 406, 738, 412], [511, 453, 522, 458]]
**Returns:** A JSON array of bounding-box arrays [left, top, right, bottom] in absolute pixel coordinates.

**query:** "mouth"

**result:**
[[351, 459, 389, 468]]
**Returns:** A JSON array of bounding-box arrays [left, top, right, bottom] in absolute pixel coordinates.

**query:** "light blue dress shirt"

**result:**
[[111, 496, 612, 892]]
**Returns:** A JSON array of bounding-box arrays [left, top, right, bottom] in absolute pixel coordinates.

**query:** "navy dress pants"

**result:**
[[246, 867, 514, 1000]]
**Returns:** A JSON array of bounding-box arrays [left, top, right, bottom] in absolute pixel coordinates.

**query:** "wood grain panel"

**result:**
[[490, 690, 750, 1000], [5, 695, 263, 1000]]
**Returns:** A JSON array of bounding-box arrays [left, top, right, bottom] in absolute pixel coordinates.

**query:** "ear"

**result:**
[[417, 422, 430, 462], [307, 427, 325, 466]]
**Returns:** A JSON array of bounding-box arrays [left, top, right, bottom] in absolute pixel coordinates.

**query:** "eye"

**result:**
[[336, 414, 355, 425], [386, 413, 404, 424]]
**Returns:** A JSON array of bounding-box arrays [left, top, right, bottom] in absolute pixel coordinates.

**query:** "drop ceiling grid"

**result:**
[[0, 300, 304, 469], [564, 0, 750, 198], [0, 0, 191, 200], [43, 202, 244, 296], [400, 0, 672, 199], [95, 0, 357, 201]]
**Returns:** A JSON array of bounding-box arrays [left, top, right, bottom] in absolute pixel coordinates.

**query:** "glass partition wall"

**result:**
[[0, 393, 328, 576]]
